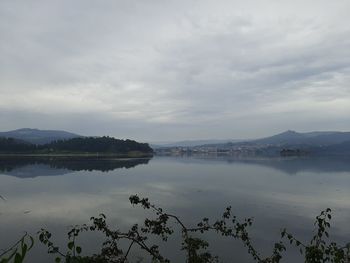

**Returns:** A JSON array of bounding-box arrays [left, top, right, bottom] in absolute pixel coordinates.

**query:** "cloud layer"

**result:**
[[1, 0, 350, 140]]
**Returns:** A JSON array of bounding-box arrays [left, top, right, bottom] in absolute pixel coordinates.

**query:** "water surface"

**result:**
[[0, 156, 349, 262]]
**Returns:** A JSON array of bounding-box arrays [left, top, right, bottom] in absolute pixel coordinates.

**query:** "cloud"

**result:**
[[1, 0, 350, 140]]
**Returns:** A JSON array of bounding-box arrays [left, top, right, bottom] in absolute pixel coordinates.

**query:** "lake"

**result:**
[[0, 155, 350, 262]]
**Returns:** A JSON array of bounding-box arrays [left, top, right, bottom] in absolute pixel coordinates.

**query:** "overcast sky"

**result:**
[[1, 0, 350, 141]]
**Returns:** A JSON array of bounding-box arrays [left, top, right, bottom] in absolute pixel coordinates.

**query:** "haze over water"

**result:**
[[1, 156, 349, 262]]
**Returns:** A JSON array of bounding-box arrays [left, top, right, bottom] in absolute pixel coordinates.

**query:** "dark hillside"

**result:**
[[0, 136, 153, 155], [46, 137, 153, 154], [0, 128, 81, 144]]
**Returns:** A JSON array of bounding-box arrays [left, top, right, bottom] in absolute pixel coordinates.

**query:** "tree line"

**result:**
[[0, 137, 153, 154]]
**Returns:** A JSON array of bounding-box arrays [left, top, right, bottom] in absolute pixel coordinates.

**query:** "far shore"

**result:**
[[0, 152, 153, 158]]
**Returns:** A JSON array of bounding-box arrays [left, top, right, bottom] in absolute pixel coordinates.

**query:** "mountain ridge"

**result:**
[[155, 130, 350, 156], [248, 130, 350, 146], [0, 128, 82, 144]]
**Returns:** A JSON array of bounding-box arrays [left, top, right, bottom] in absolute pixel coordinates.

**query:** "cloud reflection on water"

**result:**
[[0, 156, 349, 262]]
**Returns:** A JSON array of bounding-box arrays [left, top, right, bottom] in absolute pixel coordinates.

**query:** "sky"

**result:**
[[1, 0, 350, 142]]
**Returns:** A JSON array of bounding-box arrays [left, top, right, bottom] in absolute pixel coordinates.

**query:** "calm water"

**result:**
[[0, 156, 350, 262]]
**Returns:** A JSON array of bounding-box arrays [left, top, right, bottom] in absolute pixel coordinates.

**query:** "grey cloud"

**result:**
[[1, 0, 350, 141]]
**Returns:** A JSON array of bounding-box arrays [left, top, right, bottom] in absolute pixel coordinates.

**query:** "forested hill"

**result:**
[[0, 136, 153, 156], [0, 128, 81, 144]]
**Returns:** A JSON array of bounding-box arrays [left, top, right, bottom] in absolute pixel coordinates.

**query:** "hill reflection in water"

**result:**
[[0, 157, 151, 178], [161, 155, 350, 175], [1, 155, 350, 178], [1, 155, 349, 262]]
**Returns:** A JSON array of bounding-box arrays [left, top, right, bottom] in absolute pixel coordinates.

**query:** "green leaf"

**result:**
[[14, 253, 22, 263], [5, 248, 18, 262], [76, 246, 82, 254], [67, 241, 74, 250], [55, 257, 61, 263], [21, 243, 27, 260]]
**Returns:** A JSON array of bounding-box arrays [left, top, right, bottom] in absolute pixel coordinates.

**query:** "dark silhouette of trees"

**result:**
[[46, 137, 153, 154], [0, 137, 153, 155], [0, 138, 36, 153]]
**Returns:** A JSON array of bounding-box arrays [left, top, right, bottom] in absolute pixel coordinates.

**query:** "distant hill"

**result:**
[[182, 130, 350, 149], [247, 130, 350, 146], [155, 130, 350, 157], [153, 130, 350, 149], [0, 136, 153, 157], [225, 130, 350, 156], [46, 137, 153, 155], [215, 130, 350, 155], [312, 141, 350, 155], [0, 128, 81, 144], [151, 139, 244, 149]]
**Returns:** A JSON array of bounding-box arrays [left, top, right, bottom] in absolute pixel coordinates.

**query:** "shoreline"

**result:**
[[0, 153, 153, 158]]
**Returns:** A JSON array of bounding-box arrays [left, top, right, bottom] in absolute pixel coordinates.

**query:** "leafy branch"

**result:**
[[0, 233, 34, 263], [281, 208, 350, 263], [2, 196, 350, 263]]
